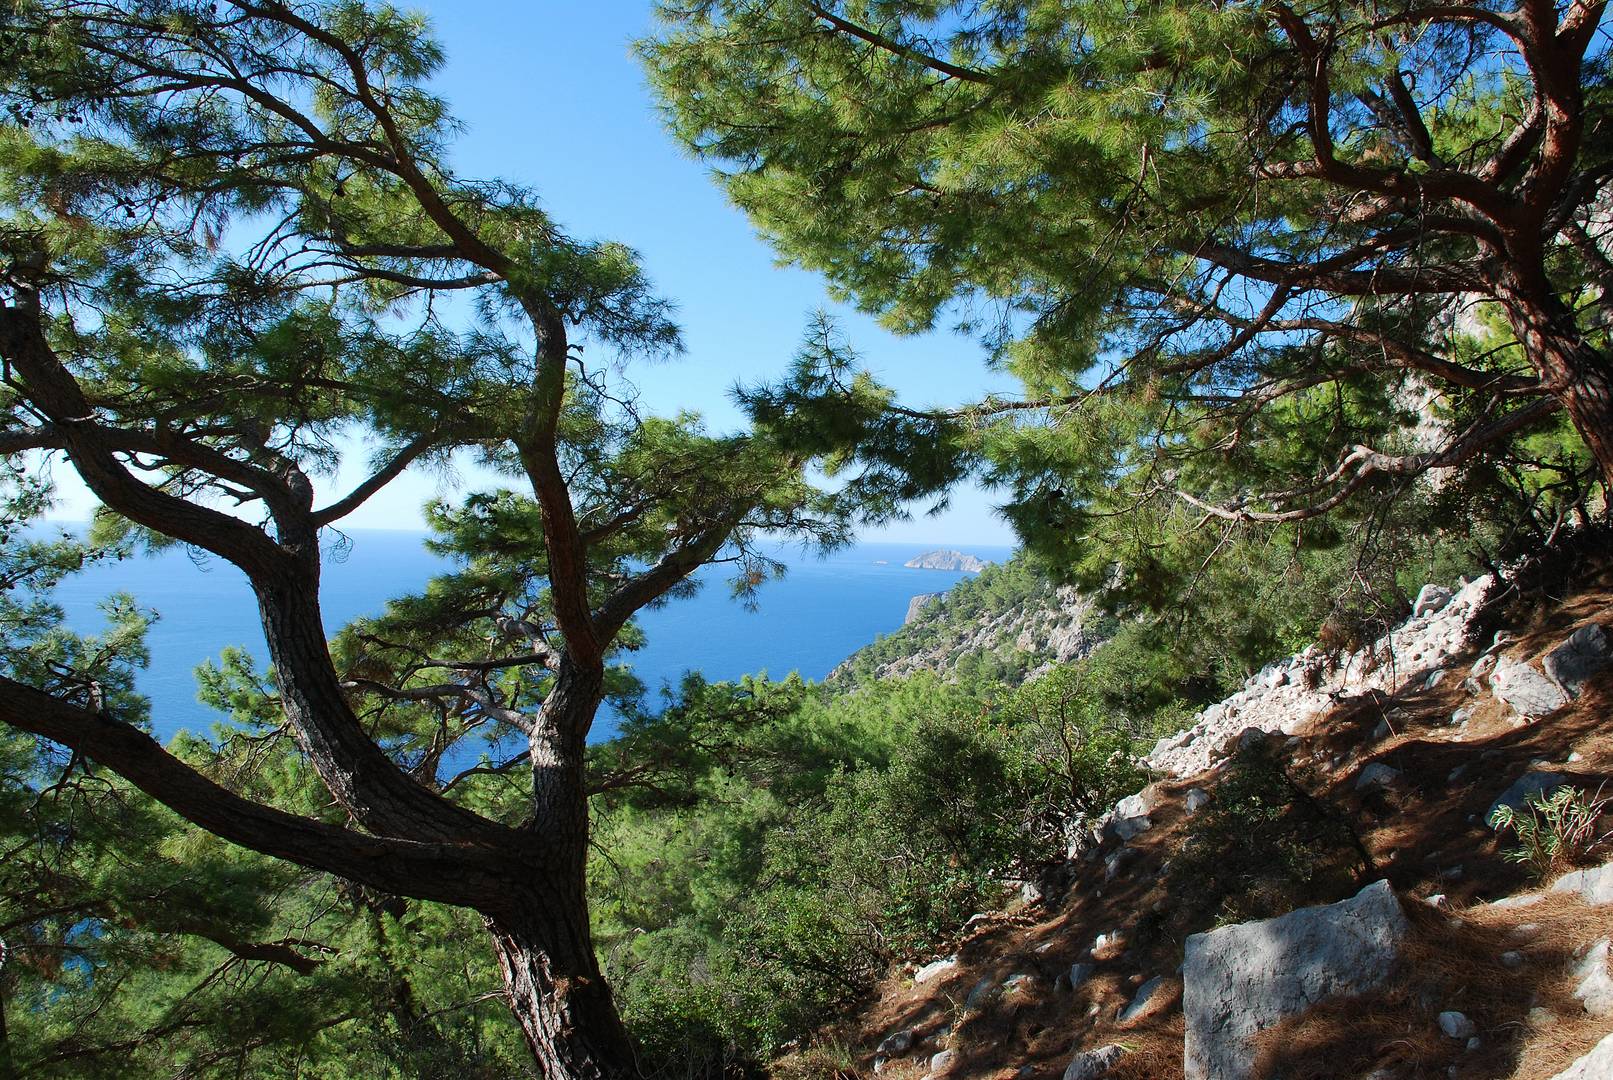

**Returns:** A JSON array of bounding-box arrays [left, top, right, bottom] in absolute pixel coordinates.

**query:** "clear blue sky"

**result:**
[[49, 1, 1020, 548]]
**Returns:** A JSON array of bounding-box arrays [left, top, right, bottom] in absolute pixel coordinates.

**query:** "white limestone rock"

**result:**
[[1182, 880, 1408, 1080], [1492, 659, 1569, 717], [1550, 1031, 1613, 1079], [1573, 939, 1613, 1018], [877, 1029, 914, 1056], [1414, 584, 1454, 617], [1552, 861, 1613, 906]]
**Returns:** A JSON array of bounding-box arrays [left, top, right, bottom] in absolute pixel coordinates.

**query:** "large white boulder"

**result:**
[[1182, 880, 1409, 1080]]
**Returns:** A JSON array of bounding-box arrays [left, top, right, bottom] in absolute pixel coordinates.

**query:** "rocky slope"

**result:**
[[811, 544, 1613, 1080], [831, 558, 1101, 686]]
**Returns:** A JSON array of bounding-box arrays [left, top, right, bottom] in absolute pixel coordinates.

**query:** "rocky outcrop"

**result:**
[[905, 550, 991, 572], [831, 565, 1099, 686], [905, 593, 940, 625], [1149, 576, 1491, 777], [1182, 880, 1409, 1080]]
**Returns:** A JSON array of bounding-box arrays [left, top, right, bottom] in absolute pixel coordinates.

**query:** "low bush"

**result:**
[[1489, 785, 1612, 879], [1164, 739, 1373, 926]]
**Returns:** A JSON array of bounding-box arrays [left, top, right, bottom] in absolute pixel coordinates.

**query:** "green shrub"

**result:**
[[1489, 785, 1611, 879], [1165, 739, 1372, 925]]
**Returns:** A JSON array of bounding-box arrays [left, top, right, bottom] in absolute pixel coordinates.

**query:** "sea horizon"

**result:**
[[41, 526, 1014, 749]]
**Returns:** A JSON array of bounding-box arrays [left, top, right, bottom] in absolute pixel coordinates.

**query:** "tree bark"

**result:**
[[482, 658, 635, 1078], [485, 885, 636, 1080], [1547, 344, 1613, 494], [1498, 276, 1613, 494]]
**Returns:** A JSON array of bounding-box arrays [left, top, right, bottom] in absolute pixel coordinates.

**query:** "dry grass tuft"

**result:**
[[1106, 1012, 1187, 1080]]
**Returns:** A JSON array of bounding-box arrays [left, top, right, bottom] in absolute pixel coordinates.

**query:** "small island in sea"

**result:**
[[904, 549, 991, 573]]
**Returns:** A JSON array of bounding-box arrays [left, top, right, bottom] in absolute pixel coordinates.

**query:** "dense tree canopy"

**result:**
[[0, 2, 874, 1076], [644, 0, 1613, 572]]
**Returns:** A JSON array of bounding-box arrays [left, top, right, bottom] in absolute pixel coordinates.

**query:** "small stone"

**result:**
[[1067, 963, 1095, 992], [928, 1050, 957, 1074], [1450, 707, 1472, 726], [1062, 1044, 1125, 1080], [1501, 951, 1524, 969], [1438, 1011, 1475, 1040], [1117, 976, 1169, 1023], [1356, 763, 1401, 790], [1185, 787, 1211, 814], [1003, 973, 1035, 994], [1470, 654, 1497, 679], [1439, 865, 1464, 881], [1414, 584, 1454, 617], [1104, 847, 1139, 882], [1424, 893, 1448, 908], [878, 1030, 915, 1056], [914, 956, 958, 984], [1109, 813, 1152, 842], [1372, 719, 1392, 741], [964, 976, 996, 1008], [1093, 930, 1125, 955], [1466, 1037, 1481, 1052], [874, 1056, 890, 1074], [1424, 668, 1448, 690]]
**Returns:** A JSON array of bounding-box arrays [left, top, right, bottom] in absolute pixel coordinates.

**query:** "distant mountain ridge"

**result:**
[[905, 549, 991, 573]]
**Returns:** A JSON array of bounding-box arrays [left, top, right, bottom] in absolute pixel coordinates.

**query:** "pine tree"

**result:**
[[0, 4, 861, 1075], [643, 0, 1613, 531]]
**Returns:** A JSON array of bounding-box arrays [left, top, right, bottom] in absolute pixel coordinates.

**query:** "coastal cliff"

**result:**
[[833, 557, 1101, 686]]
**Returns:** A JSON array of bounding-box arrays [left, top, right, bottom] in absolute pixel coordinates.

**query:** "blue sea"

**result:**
[[47, 530, 1010, 746]]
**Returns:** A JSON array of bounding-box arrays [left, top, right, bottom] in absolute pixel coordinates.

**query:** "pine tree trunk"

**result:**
[[485, 884, 636, 1080], [1500, 277, 1613, 496], [483, 657, 635, 1079], [1553, 345, 1613, 495]]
